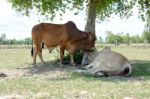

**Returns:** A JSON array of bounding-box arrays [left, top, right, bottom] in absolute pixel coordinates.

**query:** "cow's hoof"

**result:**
[[32, 63, 37, 67], [94, 72, 105, 77], [32, 63, 37, 66]]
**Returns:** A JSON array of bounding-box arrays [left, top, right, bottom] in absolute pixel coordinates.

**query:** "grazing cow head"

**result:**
[[83, 32, 96, 51], [81, 46, 111, 65]]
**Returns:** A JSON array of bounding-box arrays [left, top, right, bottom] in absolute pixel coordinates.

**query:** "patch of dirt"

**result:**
[[63, 90, 95, 99], [0, 62, 83, 79], [0, 92, 50, 99], [0, 69, 26, 79], [21, 64, 79, 76], [123, 97, 137, 99], [0, 73, 7, 78], [0, 93, 25, 99], [0, 63, 146, 82]]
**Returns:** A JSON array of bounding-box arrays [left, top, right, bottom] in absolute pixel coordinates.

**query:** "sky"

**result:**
[[0, 0, 146, 40]]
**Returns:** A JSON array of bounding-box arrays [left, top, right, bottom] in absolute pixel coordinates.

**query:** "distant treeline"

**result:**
[[0, 34, 32, 45], [0, 31, 150, 45], [97, 31, 150, 45]]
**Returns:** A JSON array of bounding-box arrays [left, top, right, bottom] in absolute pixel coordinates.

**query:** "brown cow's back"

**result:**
[[32, 21, 93, 48], [32, 23, 66, 48]]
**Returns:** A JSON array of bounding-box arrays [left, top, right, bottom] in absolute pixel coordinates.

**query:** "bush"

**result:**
[[63, 51, 84, 64]]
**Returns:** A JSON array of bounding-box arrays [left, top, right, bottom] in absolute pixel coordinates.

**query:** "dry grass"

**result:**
[[0, 47, 150, 99]]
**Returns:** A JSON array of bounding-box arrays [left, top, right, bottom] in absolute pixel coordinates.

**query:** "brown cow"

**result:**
[[31, 21, 96, 66]]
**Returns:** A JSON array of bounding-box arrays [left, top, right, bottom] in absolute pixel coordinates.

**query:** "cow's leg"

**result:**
[[94, 71, 106, 77], [59, 46, 65, 66], [86, 66, 108, 77], [38, 51, 45, 64], [35, 42, 45, 64], [33, 47, 37, 65], [70, 54, 75, 66], [35, 45, 45, 64]]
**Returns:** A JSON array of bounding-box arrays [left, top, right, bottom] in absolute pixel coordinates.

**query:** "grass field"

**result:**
[[0, 47, 150, 99]]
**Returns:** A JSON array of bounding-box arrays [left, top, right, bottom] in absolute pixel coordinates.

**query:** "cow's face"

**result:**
[[81, 33, 96, 65], [81, 50, 98, 65]]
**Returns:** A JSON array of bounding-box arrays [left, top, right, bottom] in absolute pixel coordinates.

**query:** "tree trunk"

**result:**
[[82, 0, 98, 65], [84, 0, 97, 34], [144, 18, 150, 32]]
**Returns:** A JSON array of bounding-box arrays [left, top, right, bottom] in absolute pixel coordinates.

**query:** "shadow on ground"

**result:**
[[131, 60, 150, 76], [18, 60, 83, 75], [16, 60, 150, 82]]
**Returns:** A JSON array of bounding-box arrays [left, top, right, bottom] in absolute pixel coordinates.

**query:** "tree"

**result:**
[[143, 31, 150, 43], [123, 33, 130, 44], [0, 34, 6, 45], [105, 31, 113, 43], [24, 37, 32, 45], [98, 36, 103, 43], [0, 37, 2, 45], [11, 38, 18, 45], [106, 31, 123, 44], [129, 34, 144, 43], [144, 18, 150, 32], [8, 0, 150, 34], [143, 18, 150, 43], [17, 40, 25, 45]]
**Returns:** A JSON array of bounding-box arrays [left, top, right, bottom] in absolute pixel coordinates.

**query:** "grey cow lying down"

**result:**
[[76, 47, 132, 77]]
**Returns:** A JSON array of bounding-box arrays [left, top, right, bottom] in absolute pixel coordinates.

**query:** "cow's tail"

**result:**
[[121, 63, 132, 76], [31, 41, 44, 57], [42, 42, 44, 49], [31, 40, 34, 57]]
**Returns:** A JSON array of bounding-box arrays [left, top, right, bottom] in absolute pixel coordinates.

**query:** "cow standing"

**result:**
[[31, 21, 96, 66]]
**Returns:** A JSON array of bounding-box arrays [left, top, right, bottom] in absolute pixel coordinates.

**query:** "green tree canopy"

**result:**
[[8, 0, 150, 20]]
